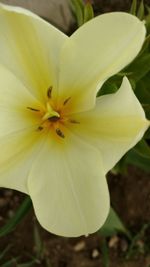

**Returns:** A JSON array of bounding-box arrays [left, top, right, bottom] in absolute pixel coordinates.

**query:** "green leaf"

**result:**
[[101, 239, 109, 267], [126, 53, 150, 82], [145, 127, 150, 139], [111, 156, 128, 175], [70, 0, 84, 27], [126, 149, 150, 173], [146, 4, 150, 13], [17, 260, 36, 267], [134, 140, 150, 159], [137, 0, 144, 20], [33, 224, 43, 259], [135, 74, 150, 105], [145, 11, 150, 34], [1, 258, 19, 267], [97, 80, 119, 97], [99, 207, 131, 238], [136, 84, 150, 105], [130, 0, 137, 15], [0, 197, 32, 237], [126, 223, 149, 259], [138, 35, 150, 56], [83, 2, 94, 23], [76, 0, 84, 8]]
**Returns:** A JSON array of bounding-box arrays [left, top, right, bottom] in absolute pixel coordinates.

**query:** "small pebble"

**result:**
[[74, 241, 86, 252], [108, 235, 119, 248], [91, 249, 99, 259]]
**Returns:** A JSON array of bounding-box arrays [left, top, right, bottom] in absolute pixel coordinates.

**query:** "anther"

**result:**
[[63, 97, 71, 105], [56, 128, 65, 138], [27, 107, 40, 112], [69, 119, 80, 124], [47, 86, 53, 98]]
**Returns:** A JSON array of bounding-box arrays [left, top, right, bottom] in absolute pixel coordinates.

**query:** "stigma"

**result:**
[[42, 102, 60, 121]]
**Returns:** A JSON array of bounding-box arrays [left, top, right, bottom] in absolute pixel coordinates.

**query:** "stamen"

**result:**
[[47, 86, 53, 98], [63, 97, 71, 105], [69, 119, 80, 124], [56, 128, 65, 138], [27, 107, 40, 112]]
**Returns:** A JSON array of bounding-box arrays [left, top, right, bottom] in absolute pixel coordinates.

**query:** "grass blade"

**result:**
[[0, 197, 32, 237]]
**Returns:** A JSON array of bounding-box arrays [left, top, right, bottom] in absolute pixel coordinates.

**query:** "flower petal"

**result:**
[[58, 13, 146, 113], [0, 64, 42, 137], [0, 128, 44, 194], [0, 3, 68, 102], [70, 77, 149, 173], [0, 64, 45, 193], [28, 131, 110, 237]]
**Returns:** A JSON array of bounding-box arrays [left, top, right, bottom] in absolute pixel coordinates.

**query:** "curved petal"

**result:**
[[0, 128, 44, 194], [0, 64, 45, 193], [58, 13, 146, 113], [69, 77, 149, 173], [0, 64, 42, 137], [28, 131, 110, 237], [0, 3, 68, 102]]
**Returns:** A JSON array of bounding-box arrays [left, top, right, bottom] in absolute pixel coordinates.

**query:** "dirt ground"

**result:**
[[0, 0, 150, 266]]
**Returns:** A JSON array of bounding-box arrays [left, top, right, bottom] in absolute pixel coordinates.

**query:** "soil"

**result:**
[[0, 0, 150, 267]]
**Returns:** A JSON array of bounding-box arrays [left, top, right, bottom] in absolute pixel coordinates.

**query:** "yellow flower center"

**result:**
[[27, 86, 79, 139]]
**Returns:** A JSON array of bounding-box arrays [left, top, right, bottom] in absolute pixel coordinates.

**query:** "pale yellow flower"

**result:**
[[0, 3, 148, 237]]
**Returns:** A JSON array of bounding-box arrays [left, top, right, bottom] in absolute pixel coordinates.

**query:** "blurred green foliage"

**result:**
[[0, 197, 32, 237], [70, 0, 94, 27], [99, 207, 131, 238]]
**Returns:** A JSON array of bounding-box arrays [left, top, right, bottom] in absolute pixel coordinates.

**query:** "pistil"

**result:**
[[42, 102, 60, 121]]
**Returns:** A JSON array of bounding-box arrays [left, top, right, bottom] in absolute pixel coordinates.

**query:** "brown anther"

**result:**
[[63, 97, 71, 105], [37, 126, 44, 131], [47, 86, 53, 98], [69, 119, 80, 124], [56, 128, 65, 138], [27, 107, 40, 112]]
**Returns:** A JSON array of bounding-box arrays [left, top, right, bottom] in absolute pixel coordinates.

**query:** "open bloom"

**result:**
[[0, 3, 149, 237]]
